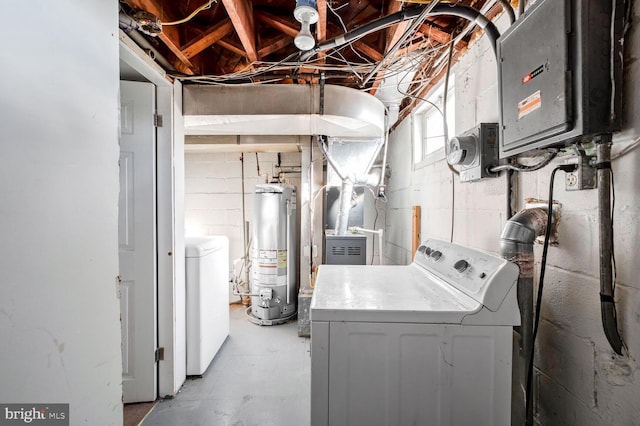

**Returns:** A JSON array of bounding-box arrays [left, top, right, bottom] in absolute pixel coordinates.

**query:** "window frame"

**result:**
[[412, 78, 455, 169]]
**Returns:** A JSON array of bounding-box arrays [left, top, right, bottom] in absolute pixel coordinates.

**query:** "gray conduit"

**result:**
[[500, 207, 551, 426], [497, 0, 516, 24], [300, 4, 501, 61], [596, 139, 623, 354]]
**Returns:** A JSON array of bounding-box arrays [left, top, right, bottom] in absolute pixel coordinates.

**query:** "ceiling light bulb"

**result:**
[[293, 1, 319, 52], [295, 16, 315, 51]]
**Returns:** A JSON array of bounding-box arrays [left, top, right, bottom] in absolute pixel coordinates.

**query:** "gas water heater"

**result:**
[[249, 184, 298, 325]]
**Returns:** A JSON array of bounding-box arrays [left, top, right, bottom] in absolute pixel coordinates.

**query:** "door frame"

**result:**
[[119, 30, 186, 398]]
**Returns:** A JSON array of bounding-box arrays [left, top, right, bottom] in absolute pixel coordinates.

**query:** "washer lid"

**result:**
[[185, 236, 229, 257], [311, 265, 482, 324]]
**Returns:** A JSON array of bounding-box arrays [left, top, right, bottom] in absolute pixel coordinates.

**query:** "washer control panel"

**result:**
[[413, 238, 519, 311]]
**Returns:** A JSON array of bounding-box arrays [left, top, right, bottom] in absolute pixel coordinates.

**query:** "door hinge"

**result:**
[[154, 114, 163, 127], [155, 347, 164, 362]]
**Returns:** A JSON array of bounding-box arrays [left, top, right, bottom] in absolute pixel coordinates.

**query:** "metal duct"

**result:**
[[334, 179, 354, 236], [183, 84, 385, 138], [500, 207, 550, 426]]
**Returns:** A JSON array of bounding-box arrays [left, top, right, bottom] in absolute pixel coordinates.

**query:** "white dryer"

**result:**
[[310, 238, 520, 426]]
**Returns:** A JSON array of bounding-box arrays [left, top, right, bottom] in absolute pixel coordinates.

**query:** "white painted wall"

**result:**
[[384, 8, 640, 425], [0, 1, 122, 424], [185, 149, 302, 299]]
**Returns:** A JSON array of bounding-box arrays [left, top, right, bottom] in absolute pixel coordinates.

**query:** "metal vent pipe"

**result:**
[[500, 207, 550, 426]]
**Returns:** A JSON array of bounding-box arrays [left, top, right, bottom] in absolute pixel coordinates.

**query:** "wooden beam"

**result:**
[[258, 34, 292, 57], [181, 19, 234, 59], [255, 11, 299, 38], [221, 0, 258, 62], [125, 0, 198, 74], [325, 22, 383, 62], [412, 206, 421, 259], [348, 6, 380, 33], [385, 0, 408, 49], [353, 41, 384, 62], [217, 39, 247, 57], [316, 0, 327, 41], [418, 22, 455, 46]]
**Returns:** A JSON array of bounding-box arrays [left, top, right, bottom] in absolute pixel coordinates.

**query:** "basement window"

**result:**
[[413, 78, 455, 167]]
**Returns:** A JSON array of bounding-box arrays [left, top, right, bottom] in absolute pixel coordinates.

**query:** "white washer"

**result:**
[[310, 238, 520, 426], [185, 236, 230, 375]]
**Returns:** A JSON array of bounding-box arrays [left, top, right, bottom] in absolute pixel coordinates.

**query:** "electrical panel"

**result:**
[[497, 0, 623, 158], [446, 123, 499, 182]]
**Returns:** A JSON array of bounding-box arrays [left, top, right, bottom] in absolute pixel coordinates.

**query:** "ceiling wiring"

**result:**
[[326, 2, 374, 64], [611, 135, 640, 161], [167, 2, 486, 90], [163, 0, 216, 25]]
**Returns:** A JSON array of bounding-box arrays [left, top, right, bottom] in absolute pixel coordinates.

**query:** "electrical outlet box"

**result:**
[[446, 123, 499, 183], [564, 156, 596, 191], [497, 0, 623, 158]]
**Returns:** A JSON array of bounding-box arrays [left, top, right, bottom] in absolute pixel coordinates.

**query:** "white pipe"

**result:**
[[348, 226, 384, 265], [378, 112, 391, 189]]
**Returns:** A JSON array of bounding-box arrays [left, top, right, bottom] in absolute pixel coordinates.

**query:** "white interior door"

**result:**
[[119, 80, 158, 403]]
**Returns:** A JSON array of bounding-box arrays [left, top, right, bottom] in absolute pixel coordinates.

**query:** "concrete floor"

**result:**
[[143, 304, 311, 426]]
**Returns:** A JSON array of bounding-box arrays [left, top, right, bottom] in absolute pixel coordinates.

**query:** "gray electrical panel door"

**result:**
[[499, 0, 570, 154], [497, 0, 622, 158]]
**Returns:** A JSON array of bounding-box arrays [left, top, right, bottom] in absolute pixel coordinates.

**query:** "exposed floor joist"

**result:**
[[181, 19, 234, 59], [221, 0, 258, 62]]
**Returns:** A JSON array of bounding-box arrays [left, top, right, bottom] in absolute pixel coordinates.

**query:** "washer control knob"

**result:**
[[454, 259, 470, 273], [431, 250, 443, 261], [424, 247, 432, 256], [418, 245, 426, 253]]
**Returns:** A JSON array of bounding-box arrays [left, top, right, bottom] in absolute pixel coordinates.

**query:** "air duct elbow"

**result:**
[[500, 207, 549, 245]]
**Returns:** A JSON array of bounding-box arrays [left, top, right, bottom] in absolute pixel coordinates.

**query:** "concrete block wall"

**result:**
[[185, 150, 302, 297], [384, 6, 640, 424]]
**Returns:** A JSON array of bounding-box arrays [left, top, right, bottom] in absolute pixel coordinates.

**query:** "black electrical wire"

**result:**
[[525, 163, 577, 423], [611, 169, 617, 283]]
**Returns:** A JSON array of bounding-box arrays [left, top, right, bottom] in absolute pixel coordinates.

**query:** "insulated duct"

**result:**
[[183, 84, 385, 138]]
